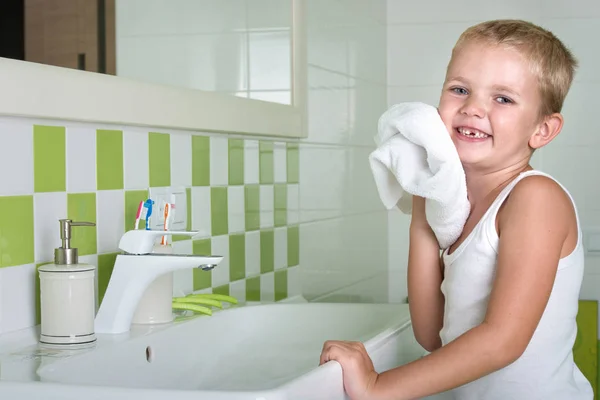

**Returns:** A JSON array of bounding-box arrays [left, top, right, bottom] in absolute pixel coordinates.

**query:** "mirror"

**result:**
[[0, 0, 293, 106], [0, 0, 305, 137]]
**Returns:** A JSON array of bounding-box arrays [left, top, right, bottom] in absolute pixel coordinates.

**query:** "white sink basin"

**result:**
[[1, 303, 425, 400]]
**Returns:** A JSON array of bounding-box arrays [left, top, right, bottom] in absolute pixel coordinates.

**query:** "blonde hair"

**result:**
[[452, 19, 578, 116]]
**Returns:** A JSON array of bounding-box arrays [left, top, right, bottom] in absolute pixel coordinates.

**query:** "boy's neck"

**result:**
[[464, 163, 532, 207]]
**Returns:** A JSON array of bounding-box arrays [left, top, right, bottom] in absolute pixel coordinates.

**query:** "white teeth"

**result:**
[[458, 127, 489, 139]]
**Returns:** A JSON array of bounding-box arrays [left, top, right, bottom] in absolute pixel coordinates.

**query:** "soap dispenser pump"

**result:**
[[39, 219, 97, 346]]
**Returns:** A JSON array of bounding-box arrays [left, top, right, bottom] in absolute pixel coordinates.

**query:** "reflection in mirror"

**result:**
[[0, 0, 292, 106]]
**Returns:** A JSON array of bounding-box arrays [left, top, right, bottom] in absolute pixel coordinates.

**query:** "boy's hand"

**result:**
[[319, 340, 380, 400]]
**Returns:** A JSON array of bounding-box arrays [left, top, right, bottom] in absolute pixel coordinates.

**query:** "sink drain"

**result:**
[[145, 346, 153, 363]]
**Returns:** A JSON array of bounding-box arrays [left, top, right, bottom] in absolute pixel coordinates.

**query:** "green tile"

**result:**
[[98, 252, 118, 305], [34, 125, 66, 192], [229, 139, 244, 185], [229, 234, 246, 282], [260, 229, 274, 274], [96, 130, 124, 190], [173, 188, 192, 242], [274, 184, 287, 227], [211, 187, 228, 236], [192, 135, 210, 186], [246, 276, 261, 302], [259, 141, 274, 184], [287, 142, 299, 183], [275, 269, 288, 302], [67, 193, 97, 256], [193, 239, 212, 291], [245, 185, 260, 231], [124, 190, 148, 231], [288, 225, 299, 267], [149, 132, 171, 187], [213, 284, 230, 296], [574, 300, 598, 395], [0, 196, 34, 267]]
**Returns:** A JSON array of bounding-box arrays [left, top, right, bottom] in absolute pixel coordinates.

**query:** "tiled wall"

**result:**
[[385, 0, 600, 326], [299, 0, 390, 302], [116, 0, 293, 105], [0, 117, 300, 334]]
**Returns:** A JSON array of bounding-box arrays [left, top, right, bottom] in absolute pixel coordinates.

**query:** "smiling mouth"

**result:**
[[456, 127, 490, 139]]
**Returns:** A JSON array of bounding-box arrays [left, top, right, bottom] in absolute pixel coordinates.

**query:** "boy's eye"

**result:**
[[496, 96, 513, 104], [451, 87, 468, 95]]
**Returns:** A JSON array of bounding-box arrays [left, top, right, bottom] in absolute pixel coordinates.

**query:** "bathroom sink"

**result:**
[[2, 303, 425, 400]]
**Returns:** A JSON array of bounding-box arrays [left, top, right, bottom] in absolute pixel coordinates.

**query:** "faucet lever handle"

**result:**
[[119, 230, 199, 254]]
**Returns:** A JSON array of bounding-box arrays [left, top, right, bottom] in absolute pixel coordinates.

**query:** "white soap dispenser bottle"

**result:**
[[39, 219, 97, 346]]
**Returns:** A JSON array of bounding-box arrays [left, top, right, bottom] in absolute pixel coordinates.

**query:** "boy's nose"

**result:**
[[459, 97, 486, 118]]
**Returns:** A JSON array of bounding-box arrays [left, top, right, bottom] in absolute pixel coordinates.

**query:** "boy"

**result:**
[[319, 20, 593, 400]]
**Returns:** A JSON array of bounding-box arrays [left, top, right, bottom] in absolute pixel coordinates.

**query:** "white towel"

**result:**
[[369, 102, 470, 249]]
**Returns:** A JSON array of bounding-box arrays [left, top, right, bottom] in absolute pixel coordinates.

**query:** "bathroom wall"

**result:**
[[386, 0, 600, 328], [299, 0, 389, 302], [0, 118, 301, 335], [0, 0, 390, 334], [116, 0, 391, 301]]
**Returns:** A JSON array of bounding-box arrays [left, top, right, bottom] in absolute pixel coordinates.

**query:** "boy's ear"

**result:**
[[529, 113, 564, 149]]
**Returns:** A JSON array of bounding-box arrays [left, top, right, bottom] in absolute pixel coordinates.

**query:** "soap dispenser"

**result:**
[[39, 219, 97, 346]]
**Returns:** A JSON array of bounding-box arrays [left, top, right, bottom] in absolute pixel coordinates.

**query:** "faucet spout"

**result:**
[[94, 253, 223, 334]]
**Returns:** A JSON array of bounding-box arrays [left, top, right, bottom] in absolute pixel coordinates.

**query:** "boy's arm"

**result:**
[[321, 176, 574, 400], [407, 196, 445, 351]]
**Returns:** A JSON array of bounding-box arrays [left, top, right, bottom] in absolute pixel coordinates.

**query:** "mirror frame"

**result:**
[[0, 0, 307, 138]]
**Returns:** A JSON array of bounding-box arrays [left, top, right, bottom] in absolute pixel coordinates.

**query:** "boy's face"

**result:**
[[438, 40, 544, 171]]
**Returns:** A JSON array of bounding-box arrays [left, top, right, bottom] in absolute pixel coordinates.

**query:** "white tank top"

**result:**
[[440, 170, 593, 399]]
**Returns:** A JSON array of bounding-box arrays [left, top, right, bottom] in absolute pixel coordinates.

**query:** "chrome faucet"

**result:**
[[94, 230, 223, 334]]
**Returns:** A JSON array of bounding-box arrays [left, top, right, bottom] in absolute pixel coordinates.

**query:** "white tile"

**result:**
[[299, 144, 346, 222], [34, 192, 67, 263], [96, 190, 125, 254], [260, 185, 274, 228], [249, 31, 291, 91], [191, 187, 211, 238], [287, 184, 299, 225], [170, 133, 192, 187], [66, 127, 96, 193], [273, 142, 287, 183], [260, 272, 275, 302], [307, 26, 349, 74], [245, 230, 261, 277], [387, 0, 541, 24], [306, 67, 350, 144], [387, 85, 443, 108], [348, 25, 387, 84], [388, 210, 411, 271], [554, 82, 600, 147], [344, 147, 386, 214], [541, 19, 600, 84], [542, 0, 600, 18], [228, 186, 245, 233], [0, 268, 3, 334], [210, 136, 229, 186], [0, 120, 33, 196], [0, 264, 36, 333], [287, 266, 302, 298], [247, 0, 292, 30], [244, 140, 260, 184], [387, 23, 473, 86], [348, 79, 388, 146], [211, 235, 230, 286], [275, 227, 288, 270], [229, 279, 246, 304], [543, 145, 600, 212], [123, 129, 149, 190]]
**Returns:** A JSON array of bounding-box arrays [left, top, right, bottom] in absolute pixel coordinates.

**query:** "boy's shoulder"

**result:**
[[502, 173, 575, 226]]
